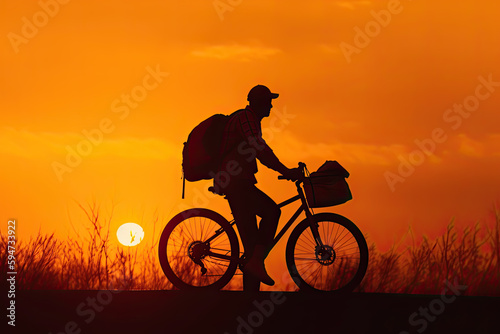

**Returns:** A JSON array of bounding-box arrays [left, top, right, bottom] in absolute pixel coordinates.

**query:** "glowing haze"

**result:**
[[1, 1, 499, 286]]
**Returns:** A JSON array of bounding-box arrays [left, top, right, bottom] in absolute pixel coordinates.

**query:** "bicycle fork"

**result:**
[[303, 206, 339, 265], [304, 205, 324, 248]]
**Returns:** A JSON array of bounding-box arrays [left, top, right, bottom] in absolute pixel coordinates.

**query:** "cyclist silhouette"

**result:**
[[213, 85, 302, 291]]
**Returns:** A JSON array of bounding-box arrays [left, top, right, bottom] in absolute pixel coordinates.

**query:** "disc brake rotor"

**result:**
[[315, 245, 336, 265]]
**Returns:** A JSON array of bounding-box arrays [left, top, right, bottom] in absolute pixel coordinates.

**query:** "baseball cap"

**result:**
[[247, 85, 279, 101]]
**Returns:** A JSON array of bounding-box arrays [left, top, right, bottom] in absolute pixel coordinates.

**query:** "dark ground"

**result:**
[[6, 290, 500, 334]]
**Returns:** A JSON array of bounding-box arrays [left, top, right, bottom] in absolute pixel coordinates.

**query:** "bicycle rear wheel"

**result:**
[[158, 208, 239, 290], [286, 213, 368, 294]]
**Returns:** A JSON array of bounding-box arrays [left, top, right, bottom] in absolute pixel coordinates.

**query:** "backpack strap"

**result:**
[[215, 108, 246, 165], [182, 141, 187, 199], [182, 171, 186, 199]]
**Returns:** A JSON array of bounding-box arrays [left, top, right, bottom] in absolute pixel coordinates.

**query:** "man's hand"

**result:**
[[282, 167, 304, 181]]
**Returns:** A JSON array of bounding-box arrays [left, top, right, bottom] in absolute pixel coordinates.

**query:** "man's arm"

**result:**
[[238, 110, 289, 175]]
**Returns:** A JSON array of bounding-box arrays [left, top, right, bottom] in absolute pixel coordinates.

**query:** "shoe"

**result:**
[[244, 261, 275, 286], [243, 244, 275, 286]]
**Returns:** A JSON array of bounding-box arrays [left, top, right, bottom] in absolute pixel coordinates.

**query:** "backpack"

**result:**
[[181, 110, 242, 198]]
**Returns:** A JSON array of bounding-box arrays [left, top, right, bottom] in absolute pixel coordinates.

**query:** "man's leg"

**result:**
[[225, 183, 281, 289], [236, 184, 280, 286], [252, 186, 281, 255], [242, 270, 260, 292], [225, 184, 261, 291]]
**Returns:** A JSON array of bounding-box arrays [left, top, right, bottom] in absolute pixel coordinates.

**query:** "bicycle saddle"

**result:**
[[208, 186, 225, 196]]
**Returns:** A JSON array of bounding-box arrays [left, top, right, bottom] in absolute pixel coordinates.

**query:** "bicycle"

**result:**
[[158, 163, 369, 293]]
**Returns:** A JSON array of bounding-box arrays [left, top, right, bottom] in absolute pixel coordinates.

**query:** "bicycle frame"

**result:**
[[205, 179, 323, 262], [160, 160, 368, 292]]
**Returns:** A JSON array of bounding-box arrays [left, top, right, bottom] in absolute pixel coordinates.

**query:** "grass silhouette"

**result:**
[[358, 208, 500, 296], [1, 202, 173, 290], [1, 205, 499, 295]]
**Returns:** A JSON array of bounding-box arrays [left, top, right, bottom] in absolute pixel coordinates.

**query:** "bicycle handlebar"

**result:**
[[278, 162, 306, 181]]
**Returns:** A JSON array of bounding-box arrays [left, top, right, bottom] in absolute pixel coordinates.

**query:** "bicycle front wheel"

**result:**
[[158, 208, 240, 290], [286, 213, 368, 294]]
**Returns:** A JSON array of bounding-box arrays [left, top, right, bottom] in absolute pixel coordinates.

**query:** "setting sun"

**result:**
[[116, 223, 145, 247]]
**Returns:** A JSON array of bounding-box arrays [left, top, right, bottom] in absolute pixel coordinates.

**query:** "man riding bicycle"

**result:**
[[213, 85, 303, 291]]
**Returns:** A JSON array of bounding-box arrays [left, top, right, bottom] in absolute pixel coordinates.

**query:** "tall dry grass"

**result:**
[[1, 205, 499, 295], [358, 209, 500, 296], [0, 202, 172, 290]]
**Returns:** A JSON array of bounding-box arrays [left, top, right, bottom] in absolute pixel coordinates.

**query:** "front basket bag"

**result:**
[[303, 161, 352, 208]]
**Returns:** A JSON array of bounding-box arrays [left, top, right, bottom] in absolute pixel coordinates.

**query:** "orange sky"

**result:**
[[1, 0, 500, 288]]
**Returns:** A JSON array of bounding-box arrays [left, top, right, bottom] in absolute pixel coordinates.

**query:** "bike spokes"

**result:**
[[294, 221, 362, 291], [166, 216, 233, 287]]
